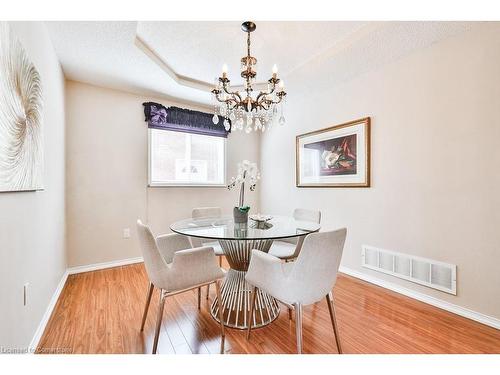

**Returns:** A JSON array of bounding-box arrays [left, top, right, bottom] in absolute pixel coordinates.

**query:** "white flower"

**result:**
[[228, 160, 260, 189]]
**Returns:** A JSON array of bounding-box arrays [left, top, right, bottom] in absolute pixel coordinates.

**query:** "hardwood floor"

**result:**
[[37, 262, 500, 354]]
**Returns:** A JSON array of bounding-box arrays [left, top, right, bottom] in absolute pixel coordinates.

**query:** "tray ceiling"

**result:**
[[45, 21, 475, 106]]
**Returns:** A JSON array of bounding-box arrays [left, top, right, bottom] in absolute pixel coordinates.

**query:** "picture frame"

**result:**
[[296, 117, 370, 187]]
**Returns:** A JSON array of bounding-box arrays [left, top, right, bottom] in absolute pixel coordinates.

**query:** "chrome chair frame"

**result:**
[[247, 287, 342, 354], [140, 279, 225, 354]]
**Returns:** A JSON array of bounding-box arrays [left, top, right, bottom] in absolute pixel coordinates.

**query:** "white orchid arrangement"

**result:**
[[228, 160, 260, 210]]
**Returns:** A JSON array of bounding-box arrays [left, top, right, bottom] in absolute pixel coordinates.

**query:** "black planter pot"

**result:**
[[233, 207, 249, 224]]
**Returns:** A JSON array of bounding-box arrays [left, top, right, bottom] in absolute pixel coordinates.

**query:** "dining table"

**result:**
[[170, 215, 320, 330]]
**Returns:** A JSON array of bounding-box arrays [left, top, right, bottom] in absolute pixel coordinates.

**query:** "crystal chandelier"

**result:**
[[211, 21, 287, 133]]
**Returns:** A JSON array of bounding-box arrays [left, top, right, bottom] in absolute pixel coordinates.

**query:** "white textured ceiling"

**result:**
[[136, 21, 366, 86], [45, 21, 476, 106]]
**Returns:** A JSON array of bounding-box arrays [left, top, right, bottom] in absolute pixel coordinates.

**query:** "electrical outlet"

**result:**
[[24, 283, 29, 306], [123, 228, 131, 239]]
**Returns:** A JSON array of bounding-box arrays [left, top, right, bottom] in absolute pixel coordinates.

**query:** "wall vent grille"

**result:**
[[361, 245, 457, 295]]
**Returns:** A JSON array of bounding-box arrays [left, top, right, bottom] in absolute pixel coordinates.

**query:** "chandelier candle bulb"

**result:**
[[272, 64, 278, 78], [222, 63, 228, 78]]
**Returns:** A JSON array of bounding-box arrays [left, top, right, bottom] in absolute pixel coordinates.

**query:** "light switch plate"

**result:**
[[123, 228, 131, 239]]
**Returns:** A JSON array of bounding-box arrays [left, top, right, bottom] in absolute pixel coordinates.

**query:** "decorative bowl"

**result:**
[[249, 214, 273, 223]]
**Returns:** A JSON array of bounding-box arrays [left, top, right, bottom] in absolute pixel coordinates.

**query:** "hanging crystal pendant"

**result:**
[[212, 113, 219, 124], [223, 118, 231, 131], [254, 118, 261, 130], [236, 118, 244, 130], [229, 111, 236, 122], [245, 125, 252, 134], [279, 115, 285, 126], [263, 118, 269, 130]]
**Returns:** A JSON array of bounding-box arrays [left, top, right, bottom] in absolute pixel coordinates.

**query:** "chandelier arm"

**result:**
[[255, 96, 268, 109], [221, 83, 243, 103], [255, 92, 274, 108], [257, 102, 270, 111], [213, 94, 228, 103], [255, 89, 272, 105], [227, 101, 239, 111], [269, 96, 284, 105], [261, 94, 284, 108], [214, 95, 239, 107], [255, 78, 279, 105], [214, 90, 242, 107]]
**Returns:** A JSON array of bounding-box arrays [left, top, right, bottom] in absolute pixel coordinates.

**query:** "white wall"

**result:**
[[0, 22, 66, 349], [260, 24, 500, 319], [2, 21, 498, 349], [65, 81, 260, 267]]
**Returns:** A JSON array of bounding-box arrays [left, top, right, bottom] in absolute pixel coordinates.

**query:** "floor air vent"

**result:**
[[361, 245, 457, 295]]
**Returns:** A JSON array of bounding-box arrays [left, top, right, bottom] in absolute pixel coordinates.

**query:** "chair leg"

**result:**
[[247, 286, 257, 340], [140, 282, 154, 331], [294, 303, 303, 354], [197, 287, 201, 309], [209, 256, 222, 300], [326, 292, 343, 354], [152, 290, 166, 354], [215, 280, 225, 354]]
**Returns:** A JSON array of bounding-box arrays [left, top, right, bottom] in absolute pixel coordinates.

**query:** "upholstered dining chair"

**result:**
[[245, 228, 346, 354], [136, 220, 225, 354], [191, 207, 224, 299], [268, 208, 322, 261]]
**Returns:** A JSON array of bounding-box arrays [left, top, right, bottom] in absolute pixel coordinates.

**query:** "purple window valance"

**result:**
[[142, 102, 230, 138]]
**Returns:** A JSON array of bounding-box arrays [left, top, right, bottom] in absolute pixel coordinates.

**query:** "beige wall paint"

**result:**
[[260, 24, 500, 319], [0, 22, 66, 348], [65, 81, 260, 267]]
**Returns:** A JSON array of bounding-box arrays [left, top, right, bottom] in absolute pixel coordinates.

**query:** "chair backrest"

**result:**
[[283, 208, 322, 250], [289, 228, 346, 305], [293, 208, 321, 224], [136, 220, 168, 287], [191, 207, 222, 248], [192, 207, 222, 219]]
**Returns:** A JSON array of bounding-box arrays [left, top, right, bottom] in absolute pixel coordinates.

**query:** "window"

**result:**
[[149, 128, 226, 186]]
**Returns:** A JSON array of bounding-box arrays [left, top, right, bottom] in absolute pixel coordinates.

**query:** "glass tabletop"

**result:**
[[170, 215, 320, 241]]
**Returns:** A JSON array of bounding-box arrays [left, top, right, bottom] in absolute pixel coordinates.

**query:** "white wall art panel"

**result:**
[[0, 22, 43, 192]]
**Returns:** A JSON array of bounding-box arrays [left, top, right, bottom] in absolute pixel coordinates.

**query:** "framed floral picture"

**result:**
[[296, 117, 370, 187]]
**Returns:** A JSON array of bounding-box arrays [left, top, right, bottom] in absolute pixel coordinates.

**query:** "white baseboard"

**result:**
[[29, 269, 69, 352], [339, 265, 500, 330], [67, 256, 144, 275]]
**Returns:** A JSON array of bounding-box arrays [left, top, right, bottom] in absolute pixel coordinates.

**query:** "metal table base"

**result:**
[[210, 239, 280, 329]]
